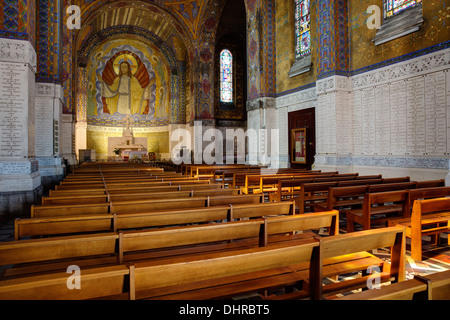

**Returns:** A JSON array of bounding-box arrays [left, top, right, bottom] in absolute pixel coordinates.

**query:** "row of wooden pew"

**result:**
[[143, 162, 449, 269], [34, 163, 450, 263], [0, 219, 405, 300], [0, 162, 448, 300]]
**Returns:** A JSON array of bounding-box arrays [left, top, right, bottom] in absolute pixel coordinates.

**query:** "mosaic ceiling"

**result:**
[[75, 0, 208, 46]]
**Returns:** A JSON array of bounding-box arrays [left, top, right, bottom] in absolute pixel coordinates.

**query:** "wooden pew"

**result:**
[[128, 226, 405, 300], [316, 226, 406, 299], [236, 171, 336, 192], [295, 182, 340, 214], [42, 188, 241, 206], [0, 242, 320, 300], [109, 188, 240, 202], [336, 270, 450, 300], [0, 225, 404, 300], [31, 203, 111, 218], [401, 197, 450, 261], [321, 185, 369, 212], [32, 194, 263, 218], [16, 202, 295, 239], [110, 194, 264, 214], [0, 265, 132, 300], [318, 181, 415, 215], [415, 179, 445, 189], [4, 210, 334, 279], [323, 181, 440, 214], [241, 173, 314, 195], [55, 179, 211, 191], [49, 183, 224, 197], [42, 195, 109, 205], [387, 186, 450, 228], [271, 175, 386, 204], [345, 190, 410, 232], [368, 181, 416, 193], [258, 173, 362, 196], [118, 210, 339, 264]]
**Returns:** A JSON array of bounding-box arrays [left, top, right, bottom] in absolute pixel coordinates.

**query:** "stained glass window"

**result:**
[[295, 0, 311, 59], [385, 0, 422, 18], [220, 49, 233, 103]]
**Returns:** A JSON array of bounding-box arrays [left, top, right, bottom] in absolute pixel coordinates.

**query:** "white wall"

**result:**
[[273, 47, 450, 181]]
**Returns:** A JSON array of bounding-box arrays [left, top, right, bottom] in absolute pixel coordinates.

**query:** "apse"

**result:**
[[73, 2, 191, 161]]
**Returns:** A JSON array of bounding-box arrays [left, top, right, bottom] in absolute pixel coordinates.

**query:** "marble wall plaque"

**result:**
[[35, 96, 54, 157], [0, 62, 28, 158]]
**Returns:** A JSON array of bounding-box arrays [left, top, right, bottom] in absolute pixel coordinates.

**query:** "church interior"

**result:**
[[0, 0, 449, 303]]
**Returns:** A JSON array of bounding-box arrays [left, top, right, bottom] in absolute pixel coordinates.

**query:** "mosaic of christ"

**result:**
[[100, 52, 156, 116]]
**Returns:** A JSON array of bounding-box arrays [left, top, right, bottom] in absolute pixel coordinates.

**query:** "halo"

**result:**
[[113, 54, 138, 76]]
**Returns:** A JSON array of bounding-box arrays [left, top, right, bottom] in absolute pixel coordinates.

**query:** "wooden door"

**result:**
[[288, 108, 316, 169]]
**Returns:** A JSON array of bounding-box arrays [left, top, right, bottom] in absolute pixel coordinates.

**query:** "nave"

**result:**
[[0, 162, 449, 301]]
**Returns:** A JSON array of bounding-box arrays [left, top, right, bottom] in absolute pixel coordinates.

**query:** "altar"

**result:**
[[108, 115, 147, 158], [122, 150, 149, 161]]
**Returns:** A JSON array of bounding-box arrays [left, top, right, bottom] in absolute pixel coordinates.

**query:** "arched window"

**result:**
[[374, 0, 423, 46], [295, 0, 311, 59], [385, 0, 422, 18], [220, 49, 233, 103]]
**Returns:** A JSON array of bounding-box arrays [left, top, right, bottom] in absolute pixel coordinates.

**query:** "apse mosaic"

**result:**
[[86, 40, 170, 127]]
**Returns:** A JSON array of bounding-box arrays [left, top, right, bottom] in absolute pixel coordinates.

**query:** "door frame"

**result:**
[[288, 108, 316, 169]]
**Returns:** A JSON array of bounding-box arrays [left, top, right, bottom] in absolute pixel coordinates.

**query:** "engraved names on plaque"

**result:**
[[0, 63, 28, 158], [35, 96, 54, 157], [351, 70, 448, 158], [425, 71, 447, 155]]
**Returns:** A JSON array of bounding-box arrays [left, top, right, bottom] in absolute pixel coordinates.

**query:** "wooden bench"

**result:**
[[399, 197, 450, 261], [315, 226, 406, 299], [55, 179, 211, 191], [93, 226, 404, 300], [270, 175, 388, 204], [49, 183, 224, 197], [16, 202, 295, 239], [257, 173, 365, 198], [0, 242, 320, 300], [0, 226, 405, 301], [3, 210, 335, 279], [212, 168, 311, 188], [31, 203, 111, 218], [387, 186, 450, 228], [110, 194, 264, 214], [235, 171, 337, 191], [336, 270, 450, 300], [323, 181, 441, 214], [294, 182, 340, 214], [241, 173, 316, 195], [415, 179, 445, 189], [345, 190, 410, 232], [31, 194, 263, 218], [42, 188, 240, 205], [321, 185, 370, 213]]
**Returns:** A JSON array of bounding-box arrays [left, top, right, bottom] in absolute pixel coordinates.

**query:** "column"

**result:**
[[0, 38, 42, 217], [35, 82, 65, 189]]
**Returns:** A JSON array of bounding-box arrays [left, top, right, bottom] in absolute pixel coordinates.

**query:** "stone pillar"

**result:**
[[246, 97, 278, 167], [61, 114, 77, 169], [75, 121, 87, 161], [314, 75, 354, 171], [35, 82, 66, 193], [0, 38, 42, 218]]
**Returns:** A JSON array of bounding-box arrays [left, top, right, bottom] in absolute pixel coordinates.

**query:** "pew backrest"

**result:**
[[321, 227, 406, 283]]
